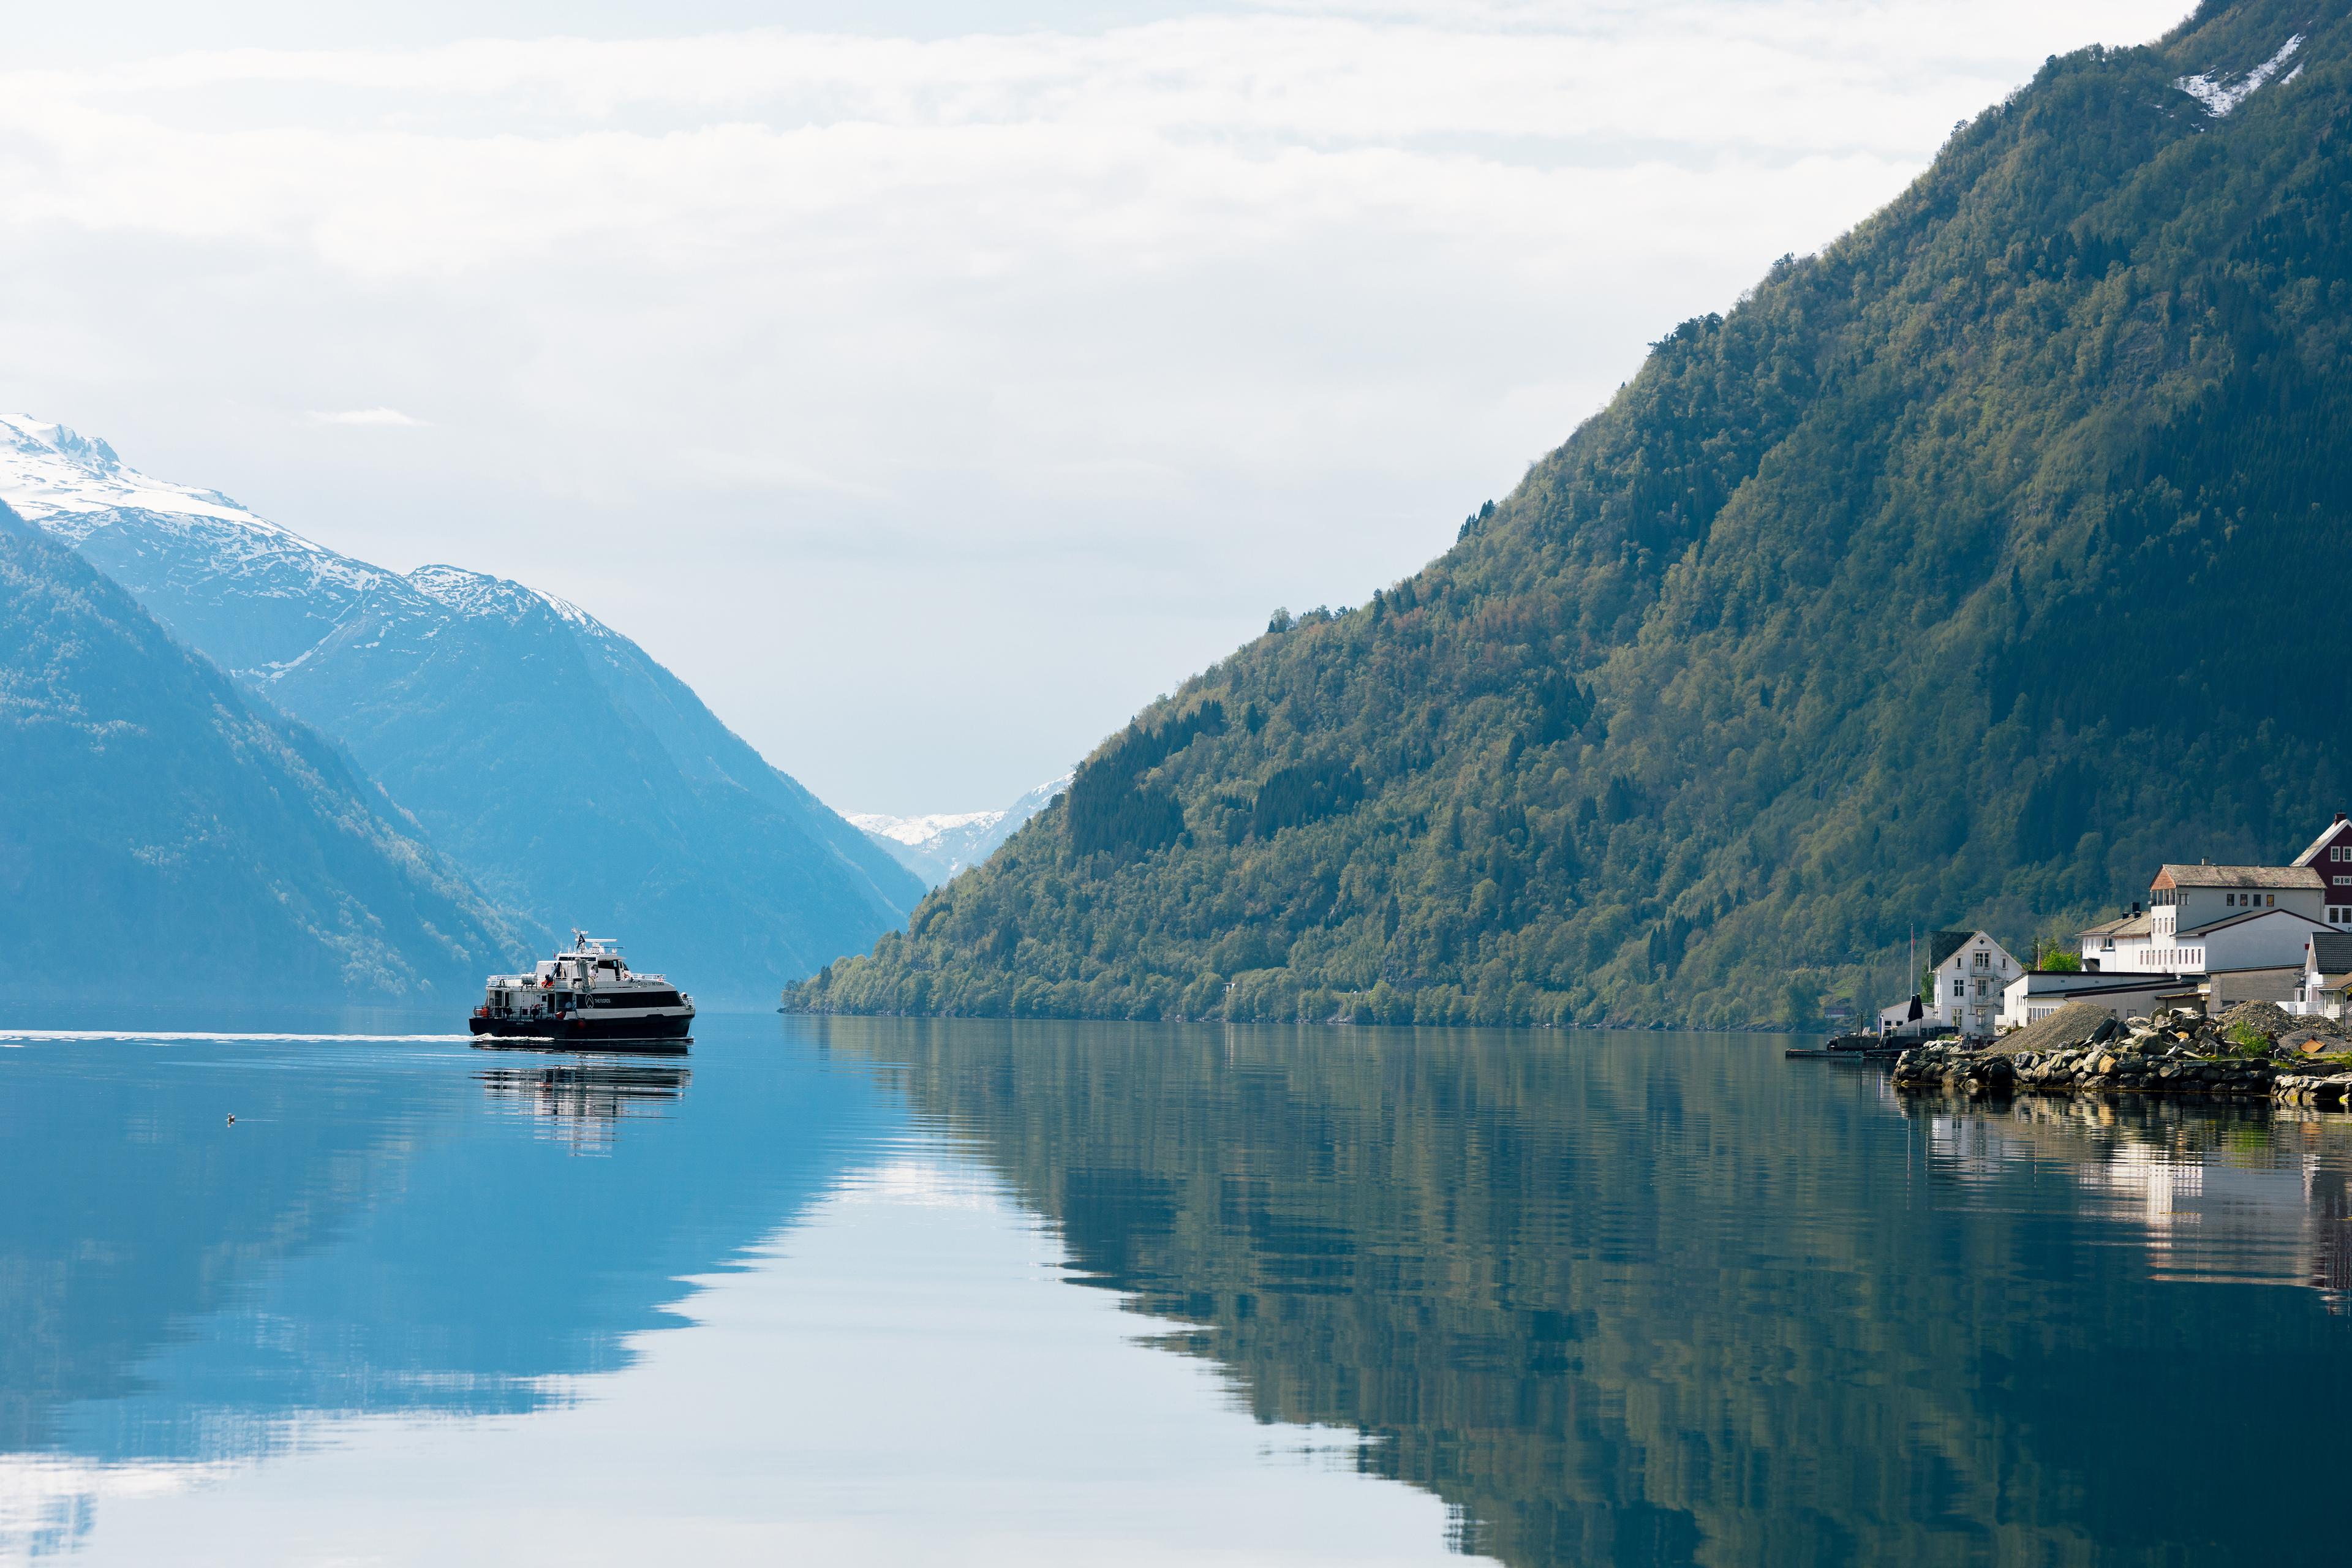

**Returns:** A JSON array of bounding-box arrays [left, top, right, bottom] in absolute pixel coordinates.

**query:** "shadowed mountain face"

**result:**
[[0, 417, 923, 1005], [0, 511, 516, 1005], [826, 1018, 2352, 1568], [794, 0, 2352, 1029]]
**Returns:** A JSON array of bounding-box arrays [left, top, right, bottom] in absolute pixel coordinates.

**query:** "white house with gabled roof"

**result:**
[[2088, 862, 2331, 974], [2290, 929, 2352, 1018], [1926, 929, 2019, 1039]]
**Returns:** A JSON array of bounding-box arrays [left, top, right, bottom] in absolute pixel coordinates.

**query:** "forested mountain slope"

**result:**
[[794, 0, 2352, 1030], [0, 418, 923, 1003], [0, 511, 517, 1005]]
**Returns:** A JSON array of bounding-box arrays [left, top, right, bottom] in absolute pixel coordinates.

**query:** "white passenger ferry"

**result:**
[[470, 933, 694, 1050]]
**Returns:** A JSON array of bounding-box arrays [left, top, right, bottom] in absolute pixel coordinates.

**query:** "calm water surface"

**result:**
[[4, 1016, 2349, 1566]]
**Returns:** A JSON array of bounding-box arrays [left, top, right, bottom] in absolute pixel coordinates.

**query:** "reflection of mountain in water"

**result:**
[[829, 1018, 2352, 1568], [477, 1057, 693, 1155], [0, 1028, 897, 1555]]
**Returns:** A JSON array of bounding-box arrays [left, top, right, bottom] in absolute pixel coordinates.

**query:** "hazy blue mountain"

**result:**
[[0, 509, 518, 1007], [0, 417, 924, 1005], [849, 773, 1072, 887], [793, 0, 2352, 1030]]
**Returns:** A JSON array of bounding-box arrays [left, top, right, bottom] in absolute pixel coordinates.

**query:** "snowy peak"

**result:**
[[850, 772, 1072, 886], [0, 413, 610, 639], [848, 809, 1008, 849], [2177, 34, 2303, 118], [0, 412, 278, 540]]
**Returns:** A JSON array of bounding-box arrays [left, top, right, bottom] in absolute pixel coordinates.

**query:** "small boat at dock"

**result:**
[[1785, 1031, 1909, 1061], [470, 932, 693, 1052]]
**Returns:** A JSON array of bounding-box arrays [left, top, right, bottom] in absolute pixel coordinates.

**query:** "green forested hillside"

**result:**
[[794, 0, 2352, 1030]]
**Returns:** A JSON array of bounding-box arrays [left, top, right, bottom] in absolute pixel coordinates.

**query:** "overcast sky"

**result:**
[[0, 1, 2188, 815]]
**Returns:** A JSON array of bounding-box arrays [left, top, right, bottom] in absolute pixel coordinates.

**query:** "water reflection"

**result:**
[[475, 1057, 693, 1155], [1902, 1091, 2352, 1302], [0, 1022, 899, 1558], [825, 1018, 2352, 1568], [13, 1017, 2352, 1565]]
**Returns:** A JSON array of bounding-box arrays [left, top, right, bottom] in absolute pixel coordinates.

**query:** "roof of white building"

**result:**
[[2181, 905, 2332, 939], [2154, 862, 2324, 891], [2008, 972, 2190, 997], [2079, 912, 2152, 938], [1927, 929, 2008, 967], [2307, 930, 2352, 979]]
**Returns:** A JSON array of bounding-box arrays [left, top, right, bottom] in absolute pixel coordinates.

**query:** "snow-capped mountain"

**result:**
[[850, 774, 1071, 887], [0, 415, 923, 1001]]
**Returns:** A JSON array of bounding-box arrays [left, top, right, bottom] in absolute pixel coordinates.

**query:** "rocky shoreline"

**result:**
[[1890, 1000, 2352, 1108]]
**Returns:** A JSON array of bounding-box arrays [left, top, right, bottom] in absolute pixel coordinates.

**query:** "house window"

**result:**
[[1973, 952, 1989, 969], [2227, 894, 2237, 907]]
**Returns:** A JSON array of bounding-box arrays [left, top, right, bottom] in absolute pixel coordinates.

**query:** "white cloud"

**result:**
[[0, 1, 2190, 811], [309, 407, 428, 426]]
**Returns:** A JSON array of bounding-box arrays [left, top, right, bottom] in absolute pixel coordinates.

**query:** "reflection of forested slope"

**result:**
[[837, 1019, 2352, 1566], [0, 1034, 893, 1466]]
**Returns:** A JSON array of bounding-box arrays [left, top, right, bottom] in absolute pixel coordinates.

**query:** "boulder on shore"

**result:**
[[1891, 1042, 2014, 1095]]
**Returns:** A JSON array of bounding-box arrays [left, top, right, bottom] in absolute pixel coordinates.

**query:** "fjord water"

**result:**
[[4, 1022, 2350, 1565]]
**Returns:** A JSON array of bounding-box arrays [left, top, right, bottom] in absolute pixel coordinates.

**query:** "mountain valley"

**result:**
[[0, 418, 922, 1006]]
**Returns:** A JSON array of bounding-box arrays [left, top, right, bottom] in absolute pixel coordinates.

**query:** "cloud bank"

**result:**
[[0, 1, 2188, 810]]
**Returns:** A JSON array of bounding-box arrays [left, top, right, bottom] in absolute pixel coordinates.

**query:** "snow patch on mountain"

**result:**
[[2177, 34, 2302, 118], [407, 564, 597, 630]]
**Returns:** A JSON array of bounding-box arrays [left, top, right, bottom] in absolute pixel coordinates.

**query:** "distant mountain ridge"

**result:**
[[793, 0, 2352, 1030], [0, 508, 518, 1005], [0, 416, 922, 1004], [849, 775, 1071, 887]]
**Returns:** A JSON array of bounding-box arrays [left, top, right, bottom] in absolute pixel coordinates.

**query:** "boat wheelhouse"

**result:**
[[470, 932, 693, 1050]]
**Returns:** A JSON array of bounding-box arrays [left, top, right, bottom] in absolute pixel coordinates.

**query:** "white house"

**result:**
[[2084, 864, 2331, 975], [2077, 908, 2150, 969], [2288, 930, 2352, 1019], [1926, 929, 2019, 1039], [1877, 995, 1930, 1039], [2000, 970, 2190, 1030]]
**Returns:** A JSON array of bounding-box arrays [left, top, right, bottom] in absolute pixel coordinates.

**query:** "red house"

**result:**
[[2293, 813, 2352, 926]]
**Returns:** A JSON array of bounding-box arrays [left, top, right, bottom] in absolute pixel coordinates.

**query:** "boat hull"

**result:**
[[469, 1012, 693, 1048]]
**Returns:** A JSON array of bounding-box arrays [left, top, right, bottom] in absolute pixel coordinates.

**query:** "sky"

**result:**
[[0, 1, 2192, 815]]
